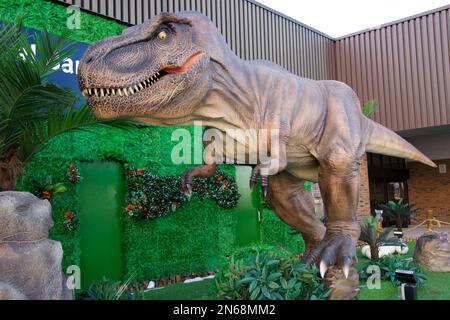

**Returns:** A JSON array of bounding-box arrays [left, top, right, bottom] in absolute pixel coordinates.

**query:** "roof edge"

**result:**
[[335, 4, 450, 40], [249, 0, 335, 39]]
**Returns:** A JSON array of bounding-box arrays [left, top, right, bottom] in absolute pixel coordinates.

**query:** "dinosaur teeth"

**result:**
[[100, 88, 104, 97], [111, 88, 116, 96], [94, 88, 98, 96], [138, 83, 144, 90]]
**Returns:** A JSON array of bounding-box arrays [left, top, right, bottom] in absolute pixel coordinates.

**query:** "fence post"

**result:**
[[426, 210, 434, 232]]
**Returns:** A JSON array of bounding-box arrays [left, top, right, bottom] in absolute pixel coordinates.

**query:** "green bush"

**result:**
[[124, 166, 240, 220], [215, 248, 330, 300], [359, 255, 427, 287], [79, 276, 143, 300]]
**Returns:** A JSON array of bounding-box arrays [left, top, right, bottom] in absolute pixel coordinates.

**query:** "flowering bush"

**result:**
[[63, 211, 79, 231], [67, 164, 81, 183], [31, 175, 67, 200], [124, 167, 240, 220]]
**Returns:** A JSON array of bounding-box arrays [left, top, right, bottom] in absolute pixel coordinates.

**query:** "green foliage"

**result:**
[[359, 256, 427, 287], [362, 100, 379, 118], [124, 167, 240, 220], [80, 276, 140, 300], [379, 198, 418, 221], [215, 248, 330, 300], [359, 216, 396, 247], [0, 0, 126, 44], [0, 20, 78, 159]]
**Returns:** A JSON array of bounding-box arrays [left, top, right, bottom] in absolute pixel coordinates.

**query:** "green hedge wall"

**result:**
[[7, 0, 305, 282]]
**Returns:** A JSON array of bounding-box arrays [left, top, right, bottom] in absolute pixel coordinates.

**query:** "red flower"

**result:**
[[137, 169, 144, 176], [64, 212, 74, 220], [128, 171, 135, 176], [217, 176, 223, 183], [125, 204, 134, 212], [42, 191, 52, 199], [68, 164, 76, 169]]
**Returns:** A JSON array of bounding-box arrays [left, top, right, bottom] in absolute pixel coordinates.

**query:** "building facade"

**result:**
[[54, 0, 450, 223]]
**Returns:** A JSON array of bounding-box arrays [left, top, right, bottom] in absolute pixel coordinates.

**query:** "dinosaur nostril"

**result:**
[[86, 56, 94, 64]]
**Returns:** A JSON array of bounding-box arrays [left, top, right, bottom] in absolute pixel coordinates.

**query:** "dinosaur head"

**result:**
[[79, 12, 231, 122]]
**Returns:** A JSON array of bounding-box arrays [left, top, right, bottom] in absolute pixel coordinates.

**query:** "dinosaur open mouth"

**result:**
[[81, 52, 205, 98]]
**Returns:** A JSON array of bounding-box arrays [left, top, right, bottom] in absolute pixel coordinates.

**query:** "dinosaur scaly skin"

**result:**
[[78, 12, 436, 278]]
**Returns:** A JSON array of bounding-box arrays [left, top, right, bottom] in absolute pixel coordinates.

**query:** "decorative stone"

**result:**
[[413, 232, 450, 272], [0, 192, 73, 300], [324, 266, 360, 300]]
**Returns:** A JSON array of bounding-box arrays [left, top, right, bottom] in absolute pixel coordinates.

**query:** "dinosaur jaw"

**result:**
[[81, 51, 206, 100]]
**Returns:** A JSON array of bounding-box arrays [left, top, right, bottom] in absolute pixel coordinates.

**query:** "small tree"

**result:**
[[359, 216, 396, 260], [379, 198, 418, 231]]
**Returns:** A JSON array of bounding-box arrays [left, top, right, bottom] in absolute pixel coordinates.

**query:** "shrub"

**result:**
[[125, 166, 240, 220], [359, 255, 427, 287], [215, 247, 330, 300], [79, 276, 143, 300]]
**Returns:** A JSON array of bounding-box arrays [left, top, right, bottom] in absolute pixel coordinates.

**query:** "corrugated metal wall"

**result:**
[[55, 0, 336, 80], [335, 6, 450, 132]]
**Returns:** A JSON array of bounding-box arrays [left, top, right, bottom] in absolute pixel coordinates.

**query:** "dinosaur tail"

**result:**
[[364, 118, 437, 168]]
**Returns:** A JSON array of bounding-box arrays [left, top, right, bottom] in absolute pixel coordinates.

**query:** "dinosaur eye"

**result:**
[[158, 31, 167, 40]]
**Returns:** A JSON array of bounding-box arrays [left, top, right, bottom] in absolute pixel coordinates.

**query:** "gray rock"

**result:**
[[0, 192, 74, 300], [414, 232, 450, 272], [0, 192, 53, 241], [324, 266, 360, 300]]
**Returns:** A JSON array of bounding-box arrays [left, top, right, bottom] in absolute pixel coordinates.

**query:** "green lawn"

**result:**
[[144, 242, 450, 300], [356, 242, 450, 300], [144, 279, 215, 300]]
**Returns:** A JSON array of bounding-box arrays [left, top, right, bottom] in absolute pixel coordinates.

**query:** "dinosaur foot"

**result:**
[[304, 233, 356, 279]]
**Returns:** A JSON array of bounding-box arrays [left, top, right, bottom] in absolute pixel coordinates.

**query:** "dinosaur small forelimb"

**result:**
[[249, 143, 287, 197], [180, 163, 217, 196]]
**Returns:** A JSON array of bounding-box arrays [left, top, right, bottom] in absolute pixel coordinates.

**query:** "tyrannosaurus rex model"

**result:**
[[78, 12, 436, 278]]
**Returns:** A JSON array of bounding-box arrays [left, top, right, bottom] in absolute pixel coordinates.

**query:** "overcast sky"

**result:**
[[256, 0, 450, 37]]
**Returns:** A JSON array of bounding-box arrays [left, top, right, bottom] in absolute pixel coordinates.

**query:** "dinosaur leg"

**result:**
[[304, 153, 362, 278], [266, 172, 326, 256]]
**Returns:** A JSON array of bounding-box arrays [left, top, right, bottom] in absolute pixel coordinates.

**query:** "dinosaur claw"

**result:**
[[249, 180, 255, 190], [184, 183, 192, 197], [343, 264, 350, 279], [320, 260, 328, 278], [342, 256, 352, 279]]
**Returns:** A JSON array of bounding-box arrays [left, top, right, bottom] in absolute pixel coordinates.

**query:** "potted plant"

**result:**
[[379, 198, 418, 231], [359, 215, 397, 260]]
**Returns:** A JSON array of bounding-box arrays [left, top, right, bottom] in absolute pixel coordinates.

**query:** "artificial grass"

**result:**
[[144, 279, 215, 300]]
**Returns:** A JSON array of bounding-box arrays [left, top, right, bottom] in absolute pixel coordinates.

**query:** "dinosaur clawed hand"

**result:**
[[180, 168, 195, 196], [249, 164, 270, 197], [303, 233, 356, 279]]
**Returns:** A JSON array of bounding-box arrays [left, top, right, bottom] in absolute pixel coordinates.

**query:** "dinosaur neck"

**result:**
[[193, 58, 260, 131]]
